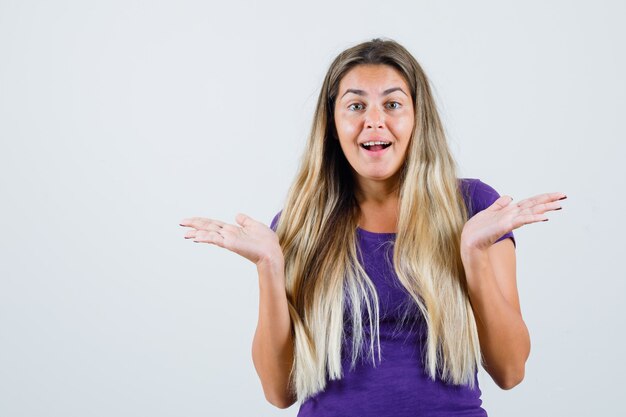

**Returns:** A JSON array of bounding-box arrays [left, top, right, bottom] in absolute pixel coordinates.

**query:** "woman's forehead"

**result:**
[[338, 64, 410, 96]]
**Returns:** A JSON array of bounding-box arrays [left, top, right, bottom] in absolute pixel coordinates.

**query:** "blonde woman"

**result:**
[[179, 38, 566, 416]]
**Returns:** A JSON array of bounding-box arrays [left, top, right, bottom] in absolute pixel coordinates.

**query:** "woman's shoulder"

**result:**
[[458, 177, 506, 218], [457, 177, 488, 191], [458, 177, 502, 196], [459, 177, 517, 247]]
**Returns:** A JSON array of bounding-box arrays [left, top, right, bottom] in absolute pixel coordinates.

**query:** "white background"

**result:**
[[1, 0, 624, 416]]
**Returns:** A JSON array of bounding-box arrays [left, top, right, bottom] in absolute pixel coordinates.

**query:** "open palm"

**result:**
[[461, 192, 567, 251], [179, 213, 282, 266]]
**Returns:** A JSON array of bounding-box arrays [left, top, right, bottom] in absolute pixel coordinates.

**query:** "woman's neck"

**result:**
[[355, 180, 401, 233]]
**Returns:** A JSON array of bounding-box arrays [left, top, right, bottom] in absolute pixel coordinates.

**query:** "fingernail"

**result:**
[[558, 196, 567, 200], [542, 219, 549, 221], [555, 207, 562, 210]]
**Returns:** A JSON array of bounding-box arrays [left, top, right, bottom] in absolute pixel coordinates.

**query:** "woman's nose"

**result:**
[[364, 106, 384, 128]]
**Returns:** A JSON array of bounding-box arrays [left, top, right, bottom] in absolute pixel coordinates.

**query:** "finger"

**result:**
[[219, 223, 241, 234], [235, 213, 254, 227], [487, 195, 514, 210], [515, 192, 567, 210], [179, 217, 227, 230], [183, 224, 224, 239], [198, 222, 227, 238], [516, 201, 561, 216], [511, 213, 547, 229], [194, 229, 226, 245], [540, 200, 563, 213]]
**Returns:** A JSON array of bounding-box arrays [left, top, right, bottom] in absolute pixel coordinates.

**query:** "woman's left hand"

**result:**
[[460, 192, 567, 252]]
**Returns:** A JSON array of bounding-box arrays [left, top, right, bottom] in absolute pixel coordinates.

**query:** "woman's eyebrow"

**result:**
[[341, 87, 408, 98]]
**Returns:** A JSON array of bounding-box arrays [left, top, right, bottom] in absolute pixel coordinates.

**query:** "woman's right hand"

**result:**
[[179, 213, 283, 267]]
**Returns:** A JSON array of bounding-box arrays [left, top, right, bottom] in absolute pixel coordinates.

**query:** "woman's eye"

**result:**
[[347, 102, 400, 111]]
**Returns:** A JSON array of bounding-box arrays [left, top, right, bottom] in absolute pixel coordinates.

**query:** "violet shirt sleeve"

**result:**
[[467, 178, 517, 248], [269, 210, 282, 232]]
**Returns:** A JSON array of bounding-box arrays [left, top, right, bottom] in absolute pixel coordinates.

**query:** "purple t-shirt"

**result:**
[[269, 178, 515, 417]]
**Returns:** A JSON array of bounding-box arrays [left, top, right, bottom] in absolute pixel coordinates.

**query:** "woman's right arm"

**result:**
[[252, 254, 297, 409], [179, 213, 297, 408]]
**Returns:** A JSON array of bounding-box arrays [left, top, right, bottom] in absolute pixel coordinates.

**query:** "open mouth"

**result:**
[[360, 142, 391, 152]]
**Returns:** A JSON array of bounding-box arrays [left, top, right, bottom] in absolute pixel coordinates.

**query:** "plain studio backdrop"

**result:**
[[1, 1, 624, 416]]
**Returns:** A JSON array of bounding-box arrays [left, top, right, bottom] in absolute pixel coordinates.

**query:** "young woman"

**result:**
[[179, 38, 566, 416]]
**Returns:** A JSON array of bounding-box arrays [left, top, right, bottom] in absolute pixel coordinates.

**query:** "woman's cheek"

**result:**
[[339, 120, 359, 137]]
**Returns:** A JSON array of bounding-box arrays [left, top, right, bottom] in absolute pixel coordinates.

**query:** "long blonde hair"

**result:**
[[273, 37, 479, 402]]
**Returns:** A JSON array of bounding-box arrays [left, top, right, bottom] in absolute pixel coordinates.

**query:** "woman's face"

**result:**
[[333, 64, 415, 189]]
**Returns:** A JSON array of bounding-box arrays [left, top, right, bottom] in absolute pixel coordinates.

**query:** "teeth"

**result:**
[[362, 141, 390, 147]]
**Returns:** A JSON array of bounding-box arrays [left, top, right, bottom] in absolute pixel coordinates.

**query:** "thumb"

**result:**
[[235, 213, 252, 227], [491, 195, 514, 210]]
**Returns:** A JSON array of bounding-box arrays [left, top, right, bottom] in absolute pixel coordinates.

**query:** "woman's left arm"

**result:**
[[460, 190, 566, 390], [461, 238, 529, 390]]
